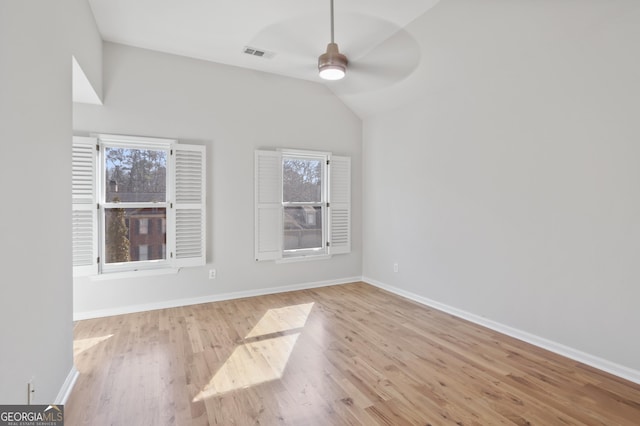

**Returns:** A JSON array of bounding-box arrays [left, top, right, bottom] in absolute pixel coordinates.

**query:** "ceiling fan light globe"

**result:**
[[319, 66, 346, 80]]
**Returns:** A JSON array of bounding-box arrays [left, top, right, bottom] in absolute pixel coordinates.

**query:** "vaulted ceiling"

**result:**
[[87, 0, 442, 117]]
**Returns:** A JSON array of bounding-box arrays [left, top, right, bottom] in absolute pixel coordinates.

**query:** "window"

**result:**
[[138, 218, 149, 235], [283, 154, 326, 256], [255, 149, 351, 261], [72, 134, 206, 276], [138, 244, 149, 261]]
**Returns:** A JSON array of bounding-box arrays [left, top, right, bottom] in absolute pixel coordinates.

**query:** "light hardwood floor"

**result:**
[[66, 282, 640, 425]]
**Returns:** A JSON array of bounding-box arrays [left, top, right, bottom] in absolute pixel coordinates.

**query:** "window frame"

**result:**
[[99, 136, 173, 274], [254, 148, 351, 262], [281, 151, 329, 258], [72, 134, 207, 277]]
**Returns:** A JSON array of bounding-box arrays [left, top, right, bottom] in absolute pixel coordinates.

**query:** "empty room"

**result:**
[[1, 0, 640, 424]]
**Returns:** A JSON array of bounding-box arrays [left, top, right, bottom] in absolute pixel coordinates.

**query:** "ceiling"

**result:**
[[87, 0, 442, 117]]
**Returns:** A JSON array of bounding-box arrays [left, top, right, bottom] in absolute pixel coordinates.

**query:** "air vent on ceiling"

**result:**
[[243, 46, 275, 59]]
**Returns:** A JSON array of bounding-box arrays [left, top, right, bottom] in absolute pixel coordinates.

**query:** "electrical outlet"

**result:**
[[393, 263, 399, 273], [209, 269, 216, 279]]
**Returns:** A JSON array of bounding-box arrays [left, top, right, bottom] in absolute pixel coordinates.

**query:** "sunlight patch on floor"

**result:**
[[193, 332, 300, 400], [245, 302, 314, 339], [193, 302, 314, 401], [73, 334, 114, 357]]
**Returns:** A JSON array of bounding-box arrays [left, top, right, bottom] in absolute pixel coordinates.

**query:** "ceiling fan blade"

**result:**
[[335, 27, 421, 94], [336, 14, 404, 61]]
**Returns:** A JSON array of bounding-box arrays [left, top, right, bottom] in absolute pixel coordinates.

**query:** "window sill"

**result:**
[[88, 268, 180, 281], [276, 254, 332, 264]]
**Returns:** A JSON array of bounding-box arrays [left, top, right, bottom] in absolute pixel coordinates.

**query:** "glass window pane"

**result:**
[[104, 207, 166, 263], [283, 158, 322, 203], [104, 147, 167, 202], [139, 218, 149, 235], [283, 206, 322, 251], [138, 245, 149, 261]]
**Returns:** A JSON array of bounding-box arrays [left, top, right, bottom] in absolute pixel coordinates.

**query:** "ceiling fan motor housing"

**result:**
[[318, 43, 348, 79]]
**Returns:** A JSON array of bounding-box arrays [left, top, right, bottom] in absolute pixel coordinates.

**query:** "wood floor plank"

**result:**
[[66, 282, 640, 425]]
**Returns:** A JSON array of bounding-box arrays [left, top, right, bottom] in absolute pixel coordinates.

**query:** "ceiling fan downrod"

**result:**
[[318, 0, 348, 80]]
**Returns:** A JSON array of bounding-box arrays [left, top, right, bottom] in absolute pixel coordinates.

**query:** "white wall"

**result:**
[[363, 0, 640, 374], [73, 42, 362, 316], [0, 0, 102, 403]]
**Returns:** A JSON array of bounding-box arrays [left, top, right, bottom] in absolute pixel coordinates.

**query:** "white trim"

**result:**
[[72, 136, 99, 277], [93, 133, 176, 147], [363, 277, 640, 385], [55, 366, 79, 405], [89, 268, 180, 281], [279, 148, 332, 158], [328, 155, 351, 254], [72, 275, 640, 386], [74, 276, 362, 321], [254, 150, 283, 261], [173, 144, 207, 267], [276, 254, 332, 264]]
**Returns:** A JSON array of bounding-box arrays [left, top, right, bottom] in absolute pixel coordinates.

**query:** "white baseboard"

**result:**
[[55, 366, 79, 405], [73, 275, 640, 385], [363, 276, 640, 386], [74, 276, 363, 321]]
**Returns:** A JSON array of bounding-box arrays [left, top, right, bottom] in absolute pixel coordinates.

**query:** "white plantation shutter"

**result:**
[[173, 144, 206, 267], [255, 150, 283, 261], [329, 156, 351, 254], [72, 136, 98, 276]]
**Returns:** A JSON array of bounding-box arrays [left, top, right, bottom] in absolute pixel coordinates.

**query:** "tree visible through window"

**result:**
[[105, 147, 167, 202], [282, 156, 325, 254], [105, 203, 130, 263], [283, 158, 322, 202], [103, 146, 168, 267], [72, 134, 207, 276], [254, 149, 351, 262]]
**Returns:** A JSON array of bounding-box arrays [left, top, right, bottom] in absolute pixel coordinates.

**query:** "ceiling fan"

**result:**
[[317, 0, 348, 80], [248, 0, 421, 93]]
